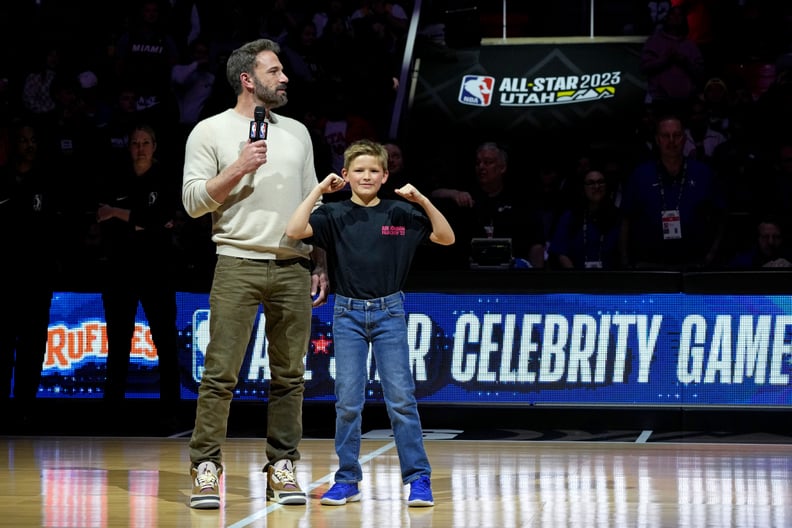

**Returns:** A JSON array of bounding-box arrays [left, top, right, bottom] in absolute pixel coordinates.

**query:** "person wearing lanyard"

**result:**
[[549, 168, 621, 269], [619, 113, 726, 270]]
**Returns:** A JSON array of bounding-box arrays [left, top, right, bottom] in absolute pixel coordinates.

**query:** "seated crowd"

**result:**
[[2, 0, 792, 291]]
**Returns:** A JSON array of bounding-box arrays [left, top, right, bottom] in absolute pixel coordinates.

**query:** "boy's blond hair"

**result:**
[[343, 139, 388, 171]]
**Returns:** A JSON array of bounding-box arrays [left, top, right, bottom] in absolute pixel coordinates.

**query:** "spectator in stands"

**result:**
[[279, 20, 326, 111], [711, 104, 765, 220], [96, 124, 181, 408], [171, 37, 217, 158], [682, 97, 726, 162], [0, 120, 63, 422], [42, 73, 108, 286], [75, 70, 112, 133], [317, 85, 379, 179], [114, 0, 180, 144], [674, 0, 719, 73], [646, 0, 671, 33], [347, 0, 405, 137], [169, 40, 219, 288], [621, 105, 661, 177], [102, 86, 144, 167], [315, 10, 356, 88], [598, 147, 630, 209], [351, 0, 409, 55], [549, 168, 622, 270], [430, 142, 545, 268], [526, 155, 571, 256], [258, 0, 305, 44], [195, 46, 237, 123], [640, 4, 706, 111], [728, 215, 792, 268], [699, 77, 733, 139], [168, 0, 214, 60], [311, 0, 352, 39], [20, 44, 63, 127], [619, 113, 726, 270]]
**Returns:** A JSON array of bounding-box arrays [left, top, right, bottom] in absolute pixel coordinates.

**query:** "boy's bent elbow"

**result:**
[[431, 233, 455, 246], [285, 225, 310, 240]]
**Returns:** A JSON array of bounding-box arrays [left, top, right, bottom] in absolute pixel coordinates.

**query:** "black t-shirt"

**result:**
[[97, 161, 179, 274], [306, 199, 431, 299]]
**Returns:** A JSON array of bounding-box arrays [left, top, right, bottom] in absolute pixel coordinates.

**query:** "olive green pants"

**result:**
[[189, 255, 312, 468]]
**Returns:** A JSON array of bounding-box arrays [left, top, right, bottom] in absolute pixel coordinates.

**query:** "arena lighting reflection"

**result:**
[[26, 444, 792, 527], [41, 466, 229, 528], [43, 468, 106, 528], [450, 451, 792, 527], [35, 454, 412, 528]]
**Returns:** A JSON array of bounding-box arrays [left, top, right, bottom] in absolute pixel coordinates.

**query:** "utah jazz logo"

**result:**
[[458, 75, 495, 107]]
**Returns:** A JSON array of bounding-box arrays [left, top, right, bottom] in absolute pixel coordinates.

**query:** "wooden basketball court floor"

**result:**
[[3, 422, 792, 528]]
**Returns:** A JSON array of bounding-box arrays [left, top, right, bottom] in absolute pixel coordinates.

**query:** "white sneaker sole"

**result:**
[[190, 495, 220, 509], [268, 491, 307, 505], [320, 492, 362, 506]]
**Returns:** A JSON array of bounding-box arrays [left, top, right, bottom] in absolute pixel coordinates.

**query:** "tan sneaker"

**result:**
[[190, 461, 222, 509], [266, 459, 306, 505]]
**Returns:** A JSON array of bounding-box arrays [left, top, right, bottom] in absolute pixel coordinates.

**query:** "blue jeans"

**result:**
[[332, 292, 431, 484]]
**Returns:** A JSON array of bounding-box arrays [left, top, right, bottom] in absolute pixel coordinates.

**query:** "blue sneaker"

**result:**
[[321, 482, 361, 505], [407, 475, 434, 507]]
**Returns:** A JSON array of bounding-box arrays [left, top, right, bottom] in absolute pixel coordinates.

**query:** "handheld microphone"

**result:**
[[249, 106, 268, 141]]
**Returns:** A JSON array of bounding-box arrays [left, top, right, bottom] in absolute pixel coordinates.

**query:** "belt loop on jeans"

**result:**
[[336, 294, 353, 309]]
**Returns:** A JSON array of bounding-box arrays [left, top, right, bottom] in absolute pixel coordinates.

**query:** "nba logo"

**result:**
[[459, 75, 495, 106], [192, 309, 211, 382], [249, 121, 268, 141]]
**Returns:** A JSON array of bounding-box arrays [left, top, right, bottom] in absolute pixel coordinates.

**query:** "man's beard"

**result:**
[[254, 78, 288, 109]]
